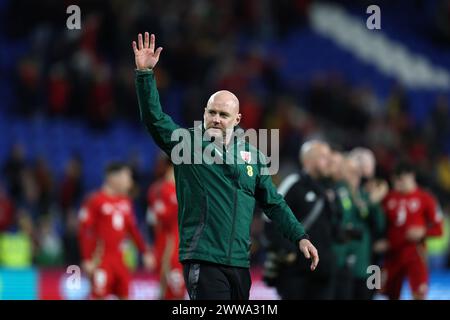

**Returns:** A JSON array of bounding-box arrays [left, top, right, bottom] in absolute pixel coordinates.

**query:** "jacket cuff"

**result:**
[[135, 69, 154, 75], [296, 233, 310, 243]]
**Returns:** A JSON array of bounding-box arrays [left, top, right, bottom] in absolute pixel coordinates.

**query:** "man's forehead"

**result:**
[[206, 101, 235, 111]]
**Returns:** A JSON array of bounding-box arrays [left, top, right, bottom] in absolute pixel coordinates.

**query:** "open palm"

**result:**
[[132, 32, 163, 70]]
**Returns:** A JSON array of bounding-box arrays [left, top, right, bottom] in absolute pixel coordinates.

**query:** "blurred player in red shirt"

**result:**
[[147, 156, 186, 299], [78, 162, 154, 299], [381, 162, 443, 300]]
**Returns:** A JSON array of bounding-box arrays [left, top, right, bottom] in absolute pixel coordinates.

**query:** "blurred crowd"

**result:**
[[6, 0, 310, 127], [0, 0, 449, 280]]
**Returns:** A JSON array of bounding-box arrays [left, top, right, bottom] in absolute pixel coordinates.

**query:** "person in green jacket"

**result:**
[[328, 151, 360, 299], [132, 32, 318, 300], [348, 148, 387, 300]]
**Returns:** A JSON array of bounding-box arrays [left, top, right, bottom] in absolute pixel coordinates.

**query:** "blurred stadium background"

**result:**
[[0, 0, 449, 299]]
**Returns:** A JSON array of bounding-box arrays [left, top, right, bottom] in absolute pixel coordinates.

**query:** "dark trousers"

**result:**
[[182, 260, 251, 300]]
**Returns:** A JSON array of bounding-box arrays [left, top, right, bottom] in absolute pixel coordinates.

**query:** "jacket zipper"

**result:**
[[228, 188, 238, 262], [227, 163, 240, 262]]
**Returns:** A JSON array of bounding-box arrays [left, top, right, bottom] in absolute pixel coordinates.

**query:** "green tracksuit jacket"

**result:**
[[135, 69, 307, 268], [350, 188, 385, 279], [333, 181, 356, 270]]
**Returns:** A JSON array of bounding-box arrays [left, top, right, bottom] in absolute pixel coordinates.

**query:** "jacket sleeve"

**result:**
[[135, 69, 181, 155], [256, 160, 307, 245], [265, 182, 303, 254]]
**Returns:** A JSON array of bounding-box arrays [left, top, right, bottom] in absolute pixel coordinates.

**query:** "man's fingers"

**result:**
[[144, 32, 150, 49], [155, 47, 163, 60], [150, 33, 155, 52], [301, 243, 319, 271], [310, 247, 319, 270], [138, 33, 144, 50], [132, 41, 138, 54], [302, 246, 310, 259]]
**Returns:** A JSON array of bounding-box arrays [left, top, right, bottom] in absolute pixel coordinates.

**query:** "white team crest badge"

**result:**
[[240, 151, 251, 163]]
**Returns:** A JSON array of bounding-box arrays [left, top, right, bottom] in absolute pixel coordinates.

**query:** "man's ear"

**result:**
[[235, 113, 242, 125]]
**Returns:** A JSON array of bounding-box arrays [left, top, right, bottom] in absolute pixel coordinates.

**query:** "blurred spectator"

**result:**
[[264, 141, 336, 300], [386, 84, 413, 139], [62, 209, 81, 266], [2, 144, 27, 203], [47, 63, 71, 116], [425, 94, 450, 154], [14, 57, 42, 115], [0, 187, 14, 232], [436, 155, 450, 193], [239, 93, 263, 130], [33, 157, 54, 216], [34, 215, 64, 267], [0, 211, 34, 268], [59, 156, 83, 214], [20, 168, 40, 220], [87, 63, 115, 129]]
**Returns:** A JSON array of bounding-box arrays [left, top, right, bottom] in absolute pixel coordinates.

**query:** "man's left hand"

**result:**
[[299, 239, 319, 271]]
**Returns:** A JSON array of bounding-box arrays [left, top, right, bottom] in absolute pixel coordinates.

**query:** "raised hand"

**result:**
[[132, 32, 163, 70]]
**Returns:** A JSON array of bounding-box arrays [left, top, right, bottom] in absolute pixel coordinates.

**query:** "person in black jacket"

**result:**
[[264, 140, 338, 299]]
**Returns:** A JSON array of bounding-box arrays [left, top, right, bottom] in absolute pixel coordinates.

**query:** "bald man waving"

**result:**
[[133, 32, 318, 300]]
